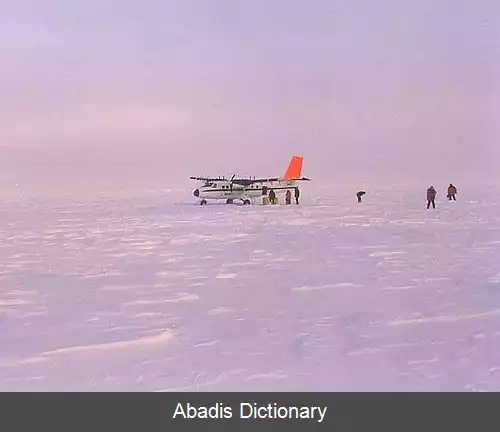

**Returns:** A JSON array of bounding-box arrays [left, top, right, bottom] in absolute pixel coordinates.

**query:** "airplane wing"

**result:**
[[252, 177, 281, 183], [189, 176, 228, 182], [231, 177, 280, 186], [231, 176, 310, 185]]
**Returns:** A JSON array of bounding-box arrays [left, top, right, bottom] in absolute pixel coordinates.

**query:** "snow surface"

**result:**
[[1, 185, 500, 391]]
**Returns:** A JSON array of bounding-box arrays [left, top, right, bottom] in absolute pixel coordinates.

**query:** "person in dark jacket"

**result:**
[[294, 187, 300, 204], [427, 186, 437, 209], [268, 189, 276, 204], [356, 191, 366, 203], [285, 189, 292, 205], [447, 184, 457, 201]]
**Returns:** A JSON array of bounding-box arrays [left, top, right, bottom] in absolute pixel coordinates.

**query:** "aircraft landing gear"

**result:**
[[200, 199, 207, 205]]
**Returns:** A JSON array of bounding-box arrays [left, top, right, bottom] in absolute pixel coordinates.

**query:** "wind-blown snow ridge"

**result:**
[[40, 329, 176, 356], [389, 309, 500, 326], [0, 330, 177, 369]]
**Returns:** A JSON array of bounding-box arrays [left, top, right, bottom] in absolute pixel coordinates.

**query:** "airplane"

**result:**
[[190, 155, 310, 205]]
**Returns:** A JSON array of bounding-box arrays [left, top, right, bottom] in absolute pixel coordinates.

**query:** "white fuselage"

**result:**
[[193, 179, 298, 202]]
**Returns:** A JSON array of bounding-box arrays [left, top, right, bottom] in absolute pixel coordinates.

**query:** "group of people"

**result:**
[[267, 187, 300, 205], [426, 184, 457, 208], [267, 184, 458, 208], [355, 184, 458, 209]]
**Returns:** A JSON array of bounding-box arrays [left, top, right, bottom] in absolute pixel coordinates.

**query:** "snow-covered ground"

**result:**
[[1, 185, 500, 391]]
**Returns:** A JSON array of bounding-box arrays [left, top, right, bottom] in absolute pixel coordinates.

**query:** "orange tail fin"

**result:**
[[284, 156, 303, 180]]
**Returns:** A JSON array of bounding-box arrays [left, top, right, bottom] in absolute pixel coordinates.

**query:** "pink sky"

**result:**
[[1, 0, 499, 190]]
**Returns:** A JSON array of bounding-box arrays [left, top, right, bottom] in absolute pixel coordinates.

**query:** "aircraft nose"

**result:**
[[193, 188, 199, 197]]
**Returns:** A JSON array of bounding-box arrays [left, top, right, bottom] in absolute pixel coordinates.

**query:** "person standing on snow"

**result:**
[[427, 186, 437, 209], [268, 189, 276, 204], [447, 184, 457, 201]]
